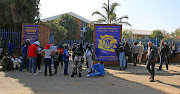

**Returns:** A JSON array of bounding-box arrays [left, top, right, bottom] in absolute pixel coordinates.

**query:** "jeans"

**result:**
[[133, 53, 138, 65], [29, 57, 37, 74], [159, 56, 168, 70], [44, 58, 51, 72], [20, 55, 29, 70], [146, 60, 155, 79], [64, 60, 69, 75], [119, 52, 126, 67], [51, 56, 54, 65]]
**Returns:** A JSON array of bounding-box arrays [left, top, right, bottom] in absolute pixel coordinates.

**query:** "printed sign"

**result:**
[[25, 25, 38, 43], [95, 25, 121, 61]]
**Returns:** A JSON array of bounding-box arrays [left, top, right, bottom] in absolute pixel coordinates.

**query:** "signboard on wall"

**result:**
[[94, 24, 121, 61], [24, 25, 38, 43]]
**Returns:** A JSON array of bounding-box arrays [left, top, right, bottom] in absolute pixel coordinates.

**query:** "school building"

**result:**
[[122, 28, 153, 38], [41, 12, 91, 40]]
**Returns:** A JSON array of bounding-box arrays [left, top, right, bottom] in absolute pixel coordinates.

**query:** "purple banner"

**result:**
[[95, 25, 120, 61], [25, 25, 38, 44]]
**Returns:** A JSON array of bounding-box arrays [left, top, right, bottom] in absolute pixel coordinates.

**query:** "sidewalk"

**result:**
[[0, 62, 179, 94]]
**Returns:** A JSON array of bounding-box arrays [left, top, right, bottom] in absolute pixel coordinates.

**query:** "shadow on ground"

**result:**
[[0, 62, 168, 94]]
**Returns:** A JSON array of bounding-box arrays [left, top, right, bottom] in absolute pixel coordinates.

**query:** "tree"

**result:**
[[122, 30, 132, 40], [92, 2, 131, 26], [55, 14, 78, 40], [173, 28, 180, 39], [150, 30, 164, 40], [84, 27, 93, 42], [0, 0, 40, 30], [45, 22, 67, 42]]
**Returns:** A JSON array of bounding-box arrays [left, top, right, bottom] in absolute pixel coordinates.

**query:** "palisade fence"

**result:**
[[58, 40, 92, 48], [0, 28, 22, 48], [122, 37, 180, 51]]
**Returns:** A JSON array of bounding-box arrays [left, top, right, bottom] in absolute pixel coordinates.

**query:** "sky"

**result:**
[[40, 0, 180, 33]]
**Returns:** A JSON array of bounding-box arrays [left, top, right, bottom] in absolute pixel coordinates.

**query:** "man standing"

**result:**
[[146, 42, 158, 82], [124, 41, 130, 68], [138, 42, 144, 64], [157, 41, 169, 71], [132, 42, 139, 66], [28, 41, 39, 75], [72, 43, 77, 61], [63, 46, 70, 75], [8, 40, 14, 56]]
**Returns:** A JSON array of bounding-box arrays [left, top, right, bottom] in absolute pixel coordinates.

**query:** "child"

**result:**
[[11, 55, 21, 69], [87, 61, 105, 77]]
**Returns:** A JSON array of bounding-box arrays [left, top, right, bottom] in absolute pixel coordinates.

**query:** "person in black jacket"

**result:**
[[124, 41, 130, 68], [157, 41, 169, 71], [146, 42, 158, 82]]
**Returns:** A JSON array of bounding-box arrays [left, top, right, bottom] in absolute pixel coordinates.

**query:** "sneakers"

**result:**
[[79, 73, 81, 77], [34, 73, 38, 76], [150, 78, 154, 82], [29, 73, 32, 75], [39, 70, 42, 73], [36, 71, 39, 74], [51, 64, 54, 67], [87, 74, 90, 77]]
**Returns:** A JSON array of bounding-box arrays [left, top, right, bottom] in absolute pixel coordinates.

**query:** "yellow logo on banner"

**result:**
[[98, 35, 117, 52]]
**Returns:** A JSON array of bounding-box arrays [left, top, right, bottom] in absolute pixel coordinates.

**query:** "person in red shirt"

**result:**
[[27, 41, 39, 75], [57, 45, 64, 68]]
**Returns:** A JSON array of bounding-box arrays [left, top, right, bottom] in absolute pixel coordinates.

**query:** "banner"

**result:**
[[95, 25, 121, 61], [25, 25, 38, 44]]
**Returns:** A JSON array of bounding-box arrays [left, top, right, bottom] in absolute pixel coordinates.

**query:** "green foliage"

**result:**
[[45, 22, 67, 42], [0, 0, 40, 30], [122, 30, 132, 40], [92, 2, 131, 26], [84, 27, 93, 42], [150, 30, 164, 40], [55, 14, 78, 40], [174, 28, 180, 39]]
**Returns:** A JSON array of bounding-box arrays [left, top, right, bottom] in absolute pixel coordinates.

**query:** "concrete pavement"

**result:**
[[0, 62, 179, 94]]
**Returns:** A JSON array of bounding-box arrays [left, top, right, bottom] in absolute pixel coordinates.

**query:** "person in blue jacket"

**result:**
[[8, 40, 15, 56], [87, 61, 105, 77], [63, 46, 70, 75], [19, 43, 29, 71]]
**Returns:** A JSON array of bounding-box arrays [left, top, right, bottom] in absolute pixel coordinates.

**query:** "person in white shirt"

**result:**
[[137, 42, 144, 64], [85, 46, 93, 74], [11, 55, 21, 69]]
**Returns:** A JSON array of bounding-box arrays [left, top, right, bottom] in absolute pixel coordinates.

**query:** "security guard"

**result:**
[[71, 44, 85, 77]]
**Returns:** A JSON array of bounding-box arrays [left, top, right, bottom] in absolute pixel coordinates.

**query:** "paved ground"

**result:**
[[0, 61, 180, 94]]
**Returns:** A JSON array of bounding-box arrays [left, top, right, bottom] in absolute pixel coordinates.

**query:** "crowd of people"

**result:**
[[116, 40, 178, 82], [0, 38, 178, 82], [0, 39, 105, 78]]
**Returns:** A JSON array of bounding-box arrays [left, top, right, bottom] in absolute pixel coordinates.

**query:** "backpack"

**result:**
[[92, 51, 97, 60], [118, 46, 124, 54]]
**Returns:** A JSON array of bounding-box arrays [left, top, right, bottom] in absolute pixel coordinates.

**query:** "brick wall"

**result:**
[[22, 23, 50, 48]]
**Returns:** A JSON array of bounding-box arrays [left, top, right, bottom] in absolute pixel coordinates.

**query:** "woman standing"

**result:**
[[85, 46, 93, 74], [39, 44, 55, 76]]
